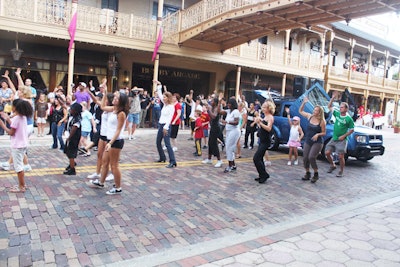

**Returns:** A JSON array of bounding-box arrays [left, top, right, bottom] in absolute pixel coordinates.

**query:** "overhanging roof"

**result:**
[[179, 0, 400, 52]]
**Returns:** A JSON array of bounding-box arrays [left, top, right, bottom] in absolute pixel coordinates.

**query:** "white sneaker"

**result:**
[[264, 161, 272, 166], [1, 161, 10, 171], [173, 147, 178, 152], [294, 159, 299, 165], [202, 159, 212, 164], [105, 173, 114, 181], [128, 135, 132, 140], [287, 161, 292, 166], [214, 161, 222, 168], [106, 187, 122, 195], [24, 164, 32, 172], [162, 145, 167, 150], [87, 172, 100, 179]]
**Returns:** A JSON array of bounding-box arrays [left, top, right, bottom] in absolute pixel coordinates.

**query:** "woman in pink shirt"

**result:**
[[0, 99, 33, 193]]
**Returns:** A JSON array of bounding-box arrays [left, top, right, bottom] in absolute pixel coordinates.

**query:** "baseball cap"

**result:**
[[79, 82, 87, 87], [293, 116, 300, 121]]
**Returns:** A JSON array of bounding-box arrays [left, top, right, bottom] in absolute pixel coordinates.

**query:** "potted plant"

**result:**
[[394, 121, 400, 134]]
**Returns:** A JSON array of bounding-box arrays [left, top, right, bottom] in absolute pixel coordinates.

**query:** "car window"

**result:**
[[307, 88, 330, 113]]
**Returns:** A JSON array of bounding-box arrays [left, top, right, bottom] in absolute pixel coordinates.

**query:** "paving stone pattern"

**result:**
[[0, 128, 399, 266]]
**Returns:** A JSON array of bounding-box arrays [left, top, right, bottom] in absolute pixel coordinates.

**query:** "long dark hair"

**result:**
[[13, 99, 33, 117], [116, 92, 129, 115]]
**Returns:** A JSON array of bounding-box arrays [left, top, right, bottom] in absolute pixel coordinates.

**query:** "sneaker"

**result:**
[[336, 171, 343, 177], [287, 161, 292, 166], [327, 165, 337, 173], [311, 172, 319, 183], [91, 179, 104, 188], [1, 161, 10, 171], [302, 172, 311, 181], [214, 161, 222, 168], [163, 145, 167, 150], [106, 187, 122, 195], [231, 165, 237, 171], [242, 145, 248, 148], [203, 145, 208, 149], [93, 146, 98, 151], [128, 135, 132, 140], [202, 159, 212, 164], [224, 167, 233, 173], [23, 164, 32, 172], [264, 161, 272, 166], [105, 173, 114, 181], [172, 147, 178, 152], [294, 159, 299, 165], [87, 172, 100, 179], [63, 168, 76, 175], [248, 146, 253, 150]]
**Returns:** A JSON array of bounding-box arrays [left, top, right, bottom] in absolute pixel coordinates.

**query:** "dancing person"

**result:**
[[91, 90, 129, 194], [299, 96, 326, 183], [193, 110, 203, 156], [253, 100, 275, 184], [86, 90, 115, 182], [35, 93, 48, 137], [325, 91, 354, 177], [219, 97, 240, 173], [243, 103, 258, 149], [63, 103, 82, 175], [202, 97, 223, 167], [50, 96, 68, 150], [0, 99, 33, 193], [154, 80, 177, 168], [286, 112, 304, 166]]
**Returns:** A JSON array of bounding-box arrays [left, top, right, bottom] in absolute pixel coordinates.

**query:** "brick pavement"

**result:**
[[0, 127, 399, 266]]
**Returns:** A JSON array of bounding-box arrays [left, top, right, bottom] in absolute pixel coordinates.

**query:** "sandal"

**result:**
[[9, 185, 26, 193], [82, 153, 91, 157]]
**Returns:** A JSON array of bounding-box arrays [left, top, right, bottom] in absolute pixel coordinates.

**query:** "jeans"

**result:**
[[51, 121, 65, 149], [152, 108, 161, 128], [156, 123, 176, 164], [140, 109, 148, 128], [253, 142, 269, 179]]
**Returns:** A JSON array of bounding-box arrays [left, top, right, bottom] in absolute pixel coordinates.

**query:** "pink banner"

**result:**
[[68, 12, 77, 53], [152, 27, 163, 61]]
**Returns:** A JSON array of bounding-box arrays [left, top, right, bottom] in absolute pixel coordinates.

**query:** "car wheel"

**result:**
[[268, 130, 279, 151]]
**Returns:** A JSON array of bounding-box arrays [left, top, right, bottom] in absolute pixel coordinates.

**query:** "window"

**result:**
[[258, 36, 268, 45], [101, 0, 118, 11], [152, 2, 179, 19]]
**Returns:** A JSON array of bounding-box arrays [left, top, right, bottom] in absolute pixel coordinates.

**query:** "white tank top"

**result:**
[[106, 112, 124, 140], [289, 125, 300, 141], [100, 112, 108, 137]]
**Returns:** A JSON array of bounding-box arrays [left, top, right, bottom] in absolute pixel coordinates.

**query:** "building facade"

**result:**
[[0, 0, 399, 120]]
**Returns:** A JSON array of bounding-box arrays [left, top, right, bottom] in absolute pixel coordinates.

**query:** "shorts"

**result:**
[[203, 129, 209, 137], [108, 139, 124, 149], [64, 140, 79, 158], [170, 125, 179, 138], [128, 113, 140, 124], [326, 139, 347, 154], [11, 147, 26, 173], [36, 117, 46, 124], [100, 135, 108, 141], [81, 131, 90, 137]]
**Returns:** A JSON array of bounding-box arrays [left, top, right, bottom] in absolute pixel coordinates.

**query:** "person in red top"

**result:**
[[201, 105, 210, 149], [193, 110, 203, 156], [170, 93, 182, 152]]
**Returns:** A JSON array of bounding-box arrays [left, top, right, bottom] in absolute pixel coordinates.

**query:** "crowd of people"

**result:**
[[0, 68, 357, 194]]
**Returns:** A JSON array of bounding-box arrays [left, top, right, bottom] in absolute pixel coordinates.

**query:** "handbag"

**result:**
[[4, 103, 12, 113]]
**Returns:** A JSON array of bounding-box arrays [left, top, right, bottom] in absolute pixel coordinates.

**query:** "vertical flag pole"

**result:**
[[67, 0, 78, 96], [152, 0, 164, 94]]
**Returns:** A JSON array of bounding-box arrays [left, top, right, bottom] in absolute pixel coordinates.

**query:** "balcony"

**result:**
[[0, 0, 398, 96]]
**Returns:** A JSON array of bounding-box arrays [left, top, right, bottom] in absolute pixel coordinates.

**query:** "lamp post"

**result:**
[[10, 33, 23, 61], [108, 54, 118, 91]]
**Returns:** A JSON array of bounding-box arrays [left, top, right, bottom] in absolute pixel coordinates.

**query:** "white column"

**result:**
[[67, 0, 78, 96], [152, 0, 164, 94], [235, 66, 241, 99]]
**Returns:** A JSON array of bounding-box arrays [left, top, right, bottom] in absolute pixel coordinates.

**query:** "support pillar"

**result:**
[[235, 66, 241, 99]]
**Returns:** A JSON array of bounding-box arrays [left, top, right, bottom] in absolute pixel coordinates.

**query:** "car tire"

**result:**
[[268, 129, 279, 151]]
